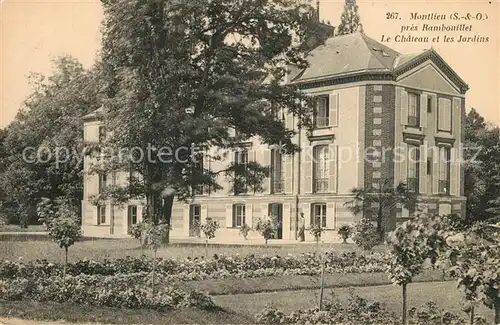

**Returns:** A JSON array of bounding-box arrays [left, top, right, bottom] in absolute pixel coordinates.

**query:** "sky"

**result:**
[[1, 0, 499, 128]]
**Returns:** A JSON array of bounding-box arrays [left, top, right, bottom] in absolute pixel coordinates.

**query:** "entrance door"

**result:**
[[269, 203, 283, 239], [189, 205, 201, 237]]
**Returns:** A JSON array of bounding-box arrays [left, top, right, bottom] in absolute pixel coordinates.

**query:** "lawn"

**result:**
[[0, 237, 385, 262], [213, 281, 495, 322]]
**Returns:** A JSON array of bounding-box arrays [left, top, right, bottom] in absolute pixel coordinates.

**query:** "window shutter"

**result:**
[[225, 204, 233, 228], [245, 204, 253, 228], [285, 109, 294, 130], [419, 143, 428, 194], [432, 147, 440, 194], [327, 202, 336, 229], [183, 205, 190, 235], [284, 155, 293, 194], [400, 89, 408, 125], [303, 147, 313, 193], [282, 203, 291, 239], [329, 93, 339, 127], [328, 144, 338, 193], [260, 203, 268, 218], [449, 148, 459, 196], [137, 205, 143, 223], [452, 97, 461, 137], [201, 204, 208, 223], [394, 145, 401, 186], [400, 143, 408, 185], [420, 93, 428, 128]]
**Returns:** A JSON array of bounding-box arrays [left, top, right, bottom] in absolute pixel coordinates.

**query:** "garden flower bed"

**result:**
[[0, 272, 214, 311], [0, 251, 390, 281]]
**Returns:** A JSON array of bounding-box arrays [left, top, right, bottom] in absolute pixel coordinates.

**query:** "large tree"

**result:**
[[463, 108, 500, 223], [0, 56, 104, 226], [336, 0, 362, 36], [93, 0, 319, 242]]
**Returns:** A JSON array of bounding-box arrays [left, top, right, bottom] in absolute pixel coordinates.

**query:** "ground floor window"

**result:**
[[128, 205, 137, 225], [97, 205, 106, 224], [232, 204, 246, 227], [310, 203, 327, 228]]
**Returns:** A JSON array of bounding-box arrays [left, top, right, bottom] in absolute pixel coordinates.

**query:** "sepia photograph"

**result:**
[[0, 0, 499, 324]]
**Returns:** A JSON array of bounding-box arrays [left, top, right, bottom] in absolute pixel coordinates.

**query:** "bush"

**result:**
[[308, 222, 324, 244], [255, 217, 276, 244], [0, 273, 215, 311], [128, 222, 145, 242], [353, 218, 380, 251]]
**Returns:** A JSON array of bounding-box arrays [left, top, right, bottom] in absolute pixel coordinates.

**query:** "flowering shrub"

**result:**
[[255, 216, 277, 244], [255, 296, 488, 325], [0, 251, 390, 281], [352, 218, 380, 251], [0, 273, 215, 311], [239, 223, 251, 240]]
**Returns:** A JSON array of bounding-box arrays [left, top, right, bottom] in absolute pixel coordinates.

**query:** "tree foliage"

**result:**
[[345, 180, 417, 238], [352, 218, 379, 251], [94, 0, 318, 241], [463, 108, 500, 224], [336, 0, 362, 35], [0, 56, 104, 226], [256, 216, 277, 244]]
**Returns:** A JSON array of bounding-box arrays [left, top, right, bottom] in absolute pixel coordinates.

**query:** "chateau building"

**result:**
[[82, 28, 468, 241]]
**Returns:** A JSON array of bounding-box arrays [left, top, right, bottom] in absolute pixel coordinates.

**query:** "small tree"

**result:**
[[141, 221, 169, 295], [352, 218, 379, 251], [200, 218, 219, 257], [308, 221, 324, 246], [239, 223, 251, 240], [256, 216, 277, 245], [345, 180, 417, 239], [336, 0, 362, 36], [447, 224, 500, 325], [37, 198, 82, 275], [337, 224, 352, 244], [387, 214, 452, 325]]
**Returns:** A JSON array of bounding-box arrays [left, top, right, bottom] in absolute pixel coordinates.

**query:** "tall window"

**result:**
[[438, 98, 452, 132], [270, 149, 284, 194], [97, 205, 106, 224], [311, 203, 327, 228], [407, 145, 420, 193], [438, 147, 451, 194], [314, 96, 329, 128], [232, 204, 246, 227], [98, 173, 107, 193], [193, 153, 204, 195], [313, 145, 329, 193], [407, 93, 420, 127], [234, 149, 249, 195], [128, 205, 137, 225]]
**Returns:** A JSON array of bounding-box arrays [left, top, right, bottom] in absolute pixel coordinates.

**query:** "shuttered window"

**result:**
[[407, 145, 420, 193], [310, 203, 327, 228], [234, 150, 249, 195], [97, 205, 106, 225], [313, 145, 329, 193], [98, 173, 107, 193], [314, 96, 329, 127], [232, 204, 246, 227], [407, 93, 420, 126], [270, 149, 284, 194], [438, 147, 451, 194]]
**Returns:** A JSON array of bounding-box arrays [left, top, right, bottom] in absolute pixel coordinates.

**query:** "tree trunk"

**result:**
[[319, 252, 325, 311], [205, 239, 208, 258], [64, 246, 68, 277], [377, 205, 384, 240], [402, 283, 407, 325], [494, 302, 500, 325], [469, 305, 474, 325], [265, 238, 268, 245], [152, 249, 157, 296]]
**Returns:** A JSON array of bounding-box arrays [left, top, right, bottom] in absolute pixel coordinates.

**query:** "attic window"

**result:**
[[372, 48, 382, 51]]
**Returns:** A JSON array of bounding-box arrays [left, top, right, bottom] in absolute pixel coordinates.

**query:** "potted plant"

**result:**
[[337, 224, 352, 244]]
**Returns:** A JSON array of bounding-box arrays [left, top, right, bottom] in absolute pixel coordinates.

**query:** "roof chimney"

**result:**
[[316, 0, 320, 21], [357, 24, 364, 33]]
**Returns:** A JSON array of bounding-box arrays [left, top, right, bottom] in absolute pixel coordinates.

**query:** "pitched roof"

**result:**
[[292, 32, 400, 83], [83, 105, 104, 121], [289, 32, 468, 93]]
